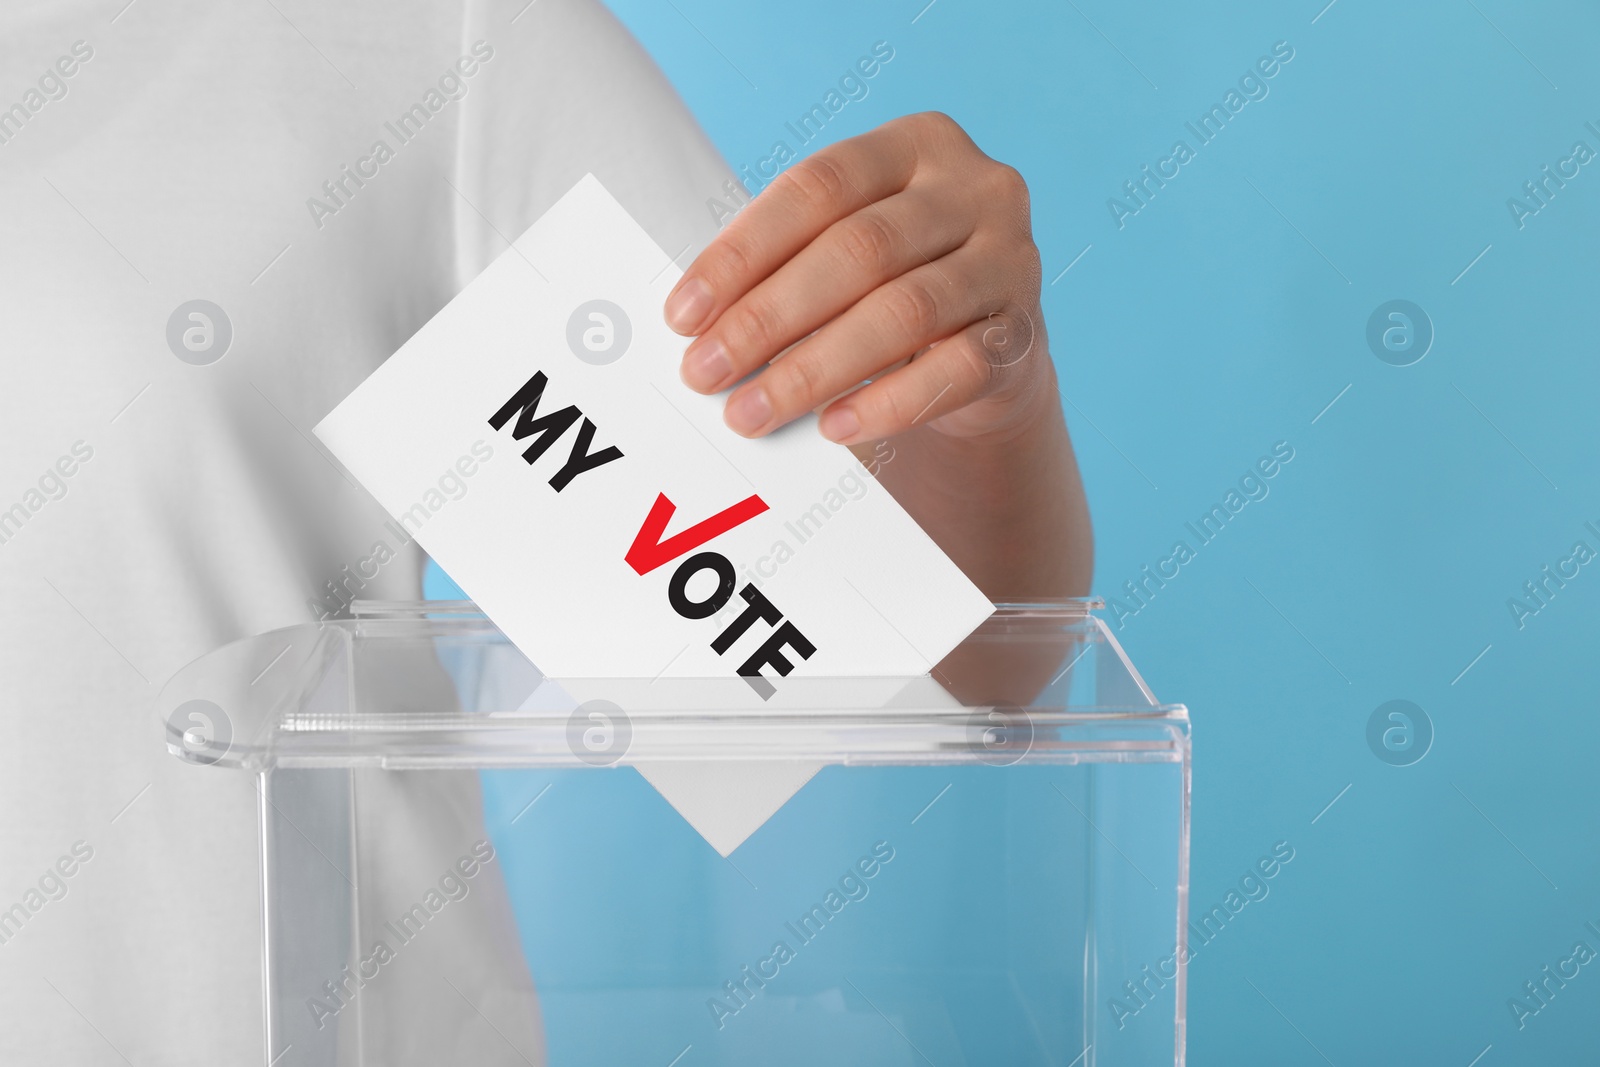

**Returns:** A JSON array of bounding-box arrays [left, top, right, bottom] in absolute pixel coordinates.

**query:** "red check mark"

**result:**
[[625, 492, 769, 576]]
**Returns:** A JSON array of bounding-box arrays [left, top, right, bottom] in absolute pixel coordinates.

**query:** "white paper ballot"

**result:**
[[315, 174, 991, 851]]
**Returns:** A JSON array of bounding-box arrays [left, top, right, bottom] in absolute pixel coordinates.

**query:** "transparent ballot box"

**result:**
[[158, 599, 1190, 1067]]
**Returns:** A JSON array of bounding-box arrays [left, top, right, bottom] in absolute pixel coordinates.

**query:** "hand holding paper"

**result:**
[[316, 174, 993, 690], [672, 113, 1093, 602]]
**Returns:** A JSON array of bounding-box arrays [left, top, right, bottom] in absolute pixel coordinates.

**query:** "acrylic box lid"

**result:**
[[156, 598, 1188, 773]]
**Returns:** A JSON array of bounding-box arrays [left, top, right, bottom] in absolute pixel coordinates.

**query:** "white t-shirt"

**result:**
[[0, 1, 729, 1061]]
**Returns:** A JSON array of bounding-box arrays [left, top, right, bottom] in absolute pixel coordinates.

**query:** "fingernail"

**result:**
[[725, 387, 772, 436], [681, 338, 732, 391], [664, 276, 713, 334], [819, 407, 860, 443]]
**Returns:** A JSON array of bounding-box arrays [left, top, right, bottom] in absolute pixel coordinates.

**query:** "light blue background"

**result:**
[[438, 1, 1600, 1062]]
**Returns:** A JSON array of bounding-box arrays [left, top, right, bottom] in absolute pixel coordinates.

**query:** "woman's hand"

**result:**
[[665, 111, 1049, 446], [663, 111, 1091, 605]]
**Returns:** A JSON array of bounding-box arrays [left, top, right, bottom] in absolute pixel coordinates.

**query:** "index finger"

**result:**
[[663, 123, 921, 335]]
